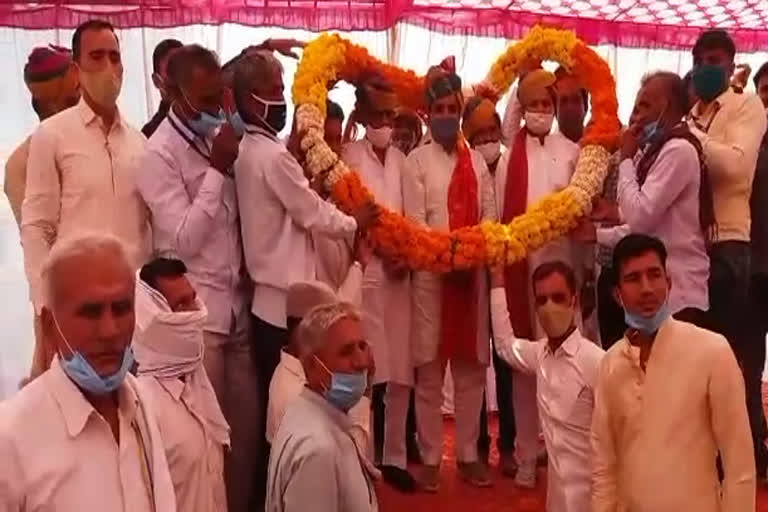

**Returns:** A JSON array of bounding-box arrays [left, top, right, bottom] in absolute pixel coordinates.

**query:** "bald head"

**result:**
[[41, 233, 136, 378], [630, 71, 687, 130], [641, 71, 688, 118]]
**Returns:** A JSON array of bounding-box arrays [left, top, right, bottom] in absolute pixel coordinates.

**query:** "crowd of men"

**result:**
[[1, 18, 767, 512]]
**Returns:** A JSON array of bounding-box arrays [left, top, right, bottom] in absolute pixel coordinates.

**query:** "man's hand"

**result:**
[[620, 123, 642, 161], [210, 123, 240, 174], [352, 201, 380, 231], [353, 231, 373, 271], [265, 38, 306, 59], [590, 197, 620, 223], [732, 63, 752, 89], [572, 219, 597, 243], [489, 266, 505, 289]]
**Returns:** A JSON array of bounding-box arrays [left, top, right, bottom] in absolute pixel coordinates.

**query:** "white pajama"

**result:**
[[382, 382, 411, 469]]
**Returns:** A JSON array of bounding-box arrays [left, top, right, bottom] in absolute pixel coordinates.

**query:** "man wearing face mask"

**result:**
[[490, 260, 604, 512], [462, 96, 503, 174], [22, 20, 150, 347], [266, 301, 378, 512], [574, 71, 713, 327], [495, 68, 582, 488], [688, 28, 768, 481], [135, 44, 258, 512], [592, 234, 755, 512], [340, 73, 416, 492], [0, 233, 176, 511], [231, 51, 378, 506], [134, 257, 230, 512], [393, 109, 423, 156], [402, 61, 497, 491], [142, 38, 182, 138]]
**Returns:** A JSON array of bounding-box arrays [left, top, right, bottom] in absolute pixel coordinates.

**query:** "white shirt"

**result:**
[[136, 110, 246, 334], [314, 235, 364, 308], [0, 359, 176, 512], [342, 140, 413, 385], [138, 377, 228, 512], [266, 350, 370, 449], [234, 126, 357, 328], [591, 317, 755, 512], [21, 99, 150, 311], [491, 288, 604, 512], [596, 139, 710, 314], [402, 142, 497, 365], [267, 388, 378, 512]]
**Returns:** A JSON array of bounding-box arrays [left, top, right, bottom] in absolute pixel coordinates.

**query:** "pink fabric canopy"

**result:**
[[1, 0, 767, 51]]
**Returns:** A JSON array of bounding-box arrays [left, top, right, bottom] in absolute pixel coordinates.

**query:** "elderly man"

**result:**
[[403, 62, 497, 490], [341, 73, 415, 492], [135, 44, 257, 512], [688, 28, 768, 479], [134, 257, 230, 512], [575, 71, 712, 326], [592, 234, 755, 512], [553, 67, 588, 144], [0, 233, 175, 511], [22, 20, 150, 342], [142, 38, 182, 138], [491, 261, 604, 512], [4, 45, 80, 381], [267, 301, 377, 512], [496, 69, 582, 487]]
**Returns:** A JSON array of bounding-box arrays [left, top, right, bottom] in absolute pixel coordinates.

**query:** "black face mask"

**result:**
[[252, 93, 287, 134]]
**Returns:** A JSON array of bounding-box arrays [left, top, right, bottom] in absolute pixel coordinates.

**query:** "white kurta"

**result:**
[[342, 140, 412, 385], [402, 142, 498, 366]]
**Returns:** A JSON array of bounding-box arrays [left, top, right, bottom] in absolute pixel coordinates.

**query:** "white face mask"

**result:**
[[475, 141, 501, 164], [536, 298, 575, 339], [366, 125, 393, 149], [524, 111, 554, 136]]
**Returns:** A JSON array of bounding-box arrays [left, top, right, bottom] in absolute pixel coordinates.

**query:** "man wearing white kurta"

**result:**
[[342, 74, 415, 491], [403, 63, 497, 490], [591, 234, 754, 512], [497, 70, 581, 487], [267, 302, 378, 512], [133, 259, 231, 512], [490, 261, 604, 511], [0, 234, 175, 511]]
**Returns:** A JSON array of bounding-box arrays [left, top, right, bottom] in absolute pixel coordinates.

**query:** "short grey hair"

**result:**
[[41, 232, 132, 307], [232, 51, 283, 115], [295, 302, 360, 359]]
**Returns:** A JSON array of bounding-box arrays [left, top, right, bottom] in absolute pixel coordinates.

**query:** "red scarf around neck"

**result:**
[[440, 138, 480, 362], [502, 128, 534, 339]]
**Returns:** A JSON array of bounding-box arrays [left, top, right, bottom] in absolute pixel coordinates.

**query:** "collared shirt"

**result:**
[[235, 126, 357, 328], [4, 136, 30, 228], [490, 288, 604, 512], [402, 142, 497, 365], [596, 138, 709, 314], [136, 109, 246, 335], [138, 376, 228, 512], [591, 317, 755, 512], [267, 388, 378, 512], [21, 98, 150, 311], [314, 235, 364, 307], [689, 88, 767, 242], [266, 350, 370, 449], [0, 358, 176, 511]]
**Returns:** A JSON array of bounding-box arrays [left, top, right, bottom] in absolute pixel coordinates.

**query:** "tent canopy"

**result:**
[[1, 0, 767, 51]]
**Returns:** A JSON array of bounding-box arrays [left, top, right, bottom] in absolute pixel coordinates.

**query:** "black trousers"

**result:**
[[707, 242, 768, 477], [250, 314, 289, 511]]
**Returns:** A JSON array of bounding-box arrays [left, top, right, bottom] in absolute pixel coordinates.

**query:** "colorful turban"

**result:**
[[517, 69, 556, 106], [357, 75, 398, 111], [461, 97, 499, 142], [425, 56, 463, 105], [24, 45, 77, 105]]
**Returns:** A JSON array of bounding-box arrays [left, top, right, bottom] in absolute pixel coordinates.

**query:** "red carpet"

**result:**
[[377, 416, 768, 511]]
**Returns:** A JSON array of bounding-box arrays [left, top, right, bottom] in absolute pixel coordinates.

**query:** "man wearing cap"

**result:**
[[402, 61, 497, 490], [267, 281, 371, 458], [462, 96, 504, 174], [495, 69, 582, 488], [5, 45, 80, 381], [341, 73, 416, 492]]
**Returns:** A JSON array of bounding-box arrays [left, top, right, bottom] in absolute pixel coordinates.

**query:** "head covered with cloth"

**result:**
[[24, 45, 80, 121]]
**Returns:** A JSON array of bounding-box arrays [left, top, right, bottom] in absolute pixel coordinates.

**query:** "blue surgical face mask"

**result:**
[[641, 104, 668, 146], [54, 314, 134, 395], [314, 356, 367, 412], [181, 89, 226, 137], [228, 111, 246, 138], [622, 299, 671, 336], [430, 116, 459, 147]]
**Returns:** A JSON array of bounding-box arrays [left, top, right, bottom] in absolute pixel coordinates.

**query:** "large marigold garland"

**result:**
[[292, 27, 621, 272]]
